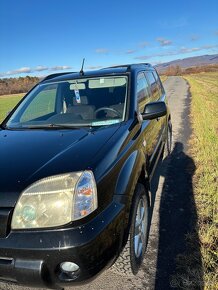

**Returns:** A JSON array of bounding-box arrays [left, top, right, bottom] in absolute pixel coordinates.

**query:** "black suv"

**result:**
[[0, 63, 172, 289]]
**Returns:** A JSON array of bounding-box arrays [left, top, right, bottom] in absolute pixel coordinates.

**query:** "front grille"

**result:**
[[0, 208, 13, 238]]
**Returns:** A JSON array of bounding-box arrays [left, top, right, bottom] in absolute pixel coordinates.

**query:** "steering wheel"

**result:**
[[95, 107, 122, 118]]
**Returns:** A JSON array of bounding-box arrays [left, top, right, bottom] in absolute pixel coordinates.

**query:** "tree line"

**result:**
[[0, 76, 39, 96]]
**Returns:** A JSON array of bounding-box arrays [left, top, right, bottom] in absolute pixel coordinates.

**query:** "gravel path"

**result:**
[[0, 76, 192, 290]]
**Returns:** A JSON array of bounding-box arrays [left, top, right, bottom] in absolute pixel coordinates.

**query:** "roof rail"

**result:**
[[131, 63, 152, 67], [102, 63, 152, 71], [41, 72, 75, 82], [136, 62, 152, 67], [101, 64, 130, 70]]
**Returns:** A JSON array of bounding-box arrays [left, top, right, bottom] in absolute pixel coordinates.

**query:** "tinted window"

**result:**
[[152, 70, 164, 95], [145, 72, 160, 100], [137, 72, 150, 114]]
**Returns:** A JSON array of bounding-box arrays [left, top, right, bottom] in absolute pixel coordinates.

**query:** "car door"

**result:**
[[136, 71, 159, 176], [144, 70, 166, 175], [152, 69, 167, 143]]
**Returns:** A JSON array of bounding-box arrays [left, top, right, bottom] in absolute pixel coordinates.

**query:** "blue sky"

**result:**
[[0, 0, 217, 78]]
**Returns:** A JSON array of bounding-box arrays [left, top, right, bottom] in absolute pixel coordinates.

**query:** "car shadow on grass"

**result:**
[[154, 142, 204, 290]]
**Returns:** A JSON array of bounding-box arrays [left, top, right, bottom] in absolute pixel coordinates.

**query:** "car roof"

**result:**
[[41, 63, 155, 84]]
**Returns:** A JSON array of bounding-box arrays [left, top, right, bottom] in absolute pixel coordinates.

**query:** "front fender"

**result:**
[[113, 149, 147, 247], [114, 149, 146, 205]]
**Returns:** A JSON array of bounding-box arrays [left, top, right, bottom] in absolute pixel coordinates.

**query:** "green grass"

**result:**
[[173, 72, 218, 289], [0, 93, 25, 122]]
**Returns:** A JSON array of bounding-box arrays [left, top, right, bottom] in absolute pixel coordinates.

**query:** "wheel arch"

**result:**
[[114, 149, 150, 206], [113, 150, 150, 249]]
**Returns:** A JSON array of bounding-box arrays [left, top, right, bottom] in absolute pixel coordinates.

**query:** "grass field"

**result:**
[[174, 72, 218, 289], [0, 93, 24, 122]]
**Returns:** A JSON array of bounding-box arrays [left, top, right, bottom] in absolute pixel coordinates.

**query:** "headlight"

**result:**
[[11, 171, 98, 229]]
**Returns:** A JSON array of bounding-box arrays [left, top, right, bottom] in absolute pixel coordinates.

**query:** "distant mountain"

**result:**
[[155, 54, 218, 73]]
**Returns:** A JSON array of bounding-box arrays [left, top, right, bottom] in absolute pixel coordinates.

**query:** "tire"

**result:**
[[110, 183, 149, 276], [164, 119, 172, 157]]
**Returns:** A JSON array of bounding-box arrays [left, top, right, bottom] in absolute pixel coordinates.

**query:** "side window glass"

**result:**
[[152, 71, 163, 95], [145, 72, 160, 100], [137, 72, 150, 114]]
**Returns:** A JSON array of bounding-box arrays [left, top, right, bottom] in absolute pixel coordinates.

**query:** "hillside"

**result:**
[[156, 54, 218, 73]]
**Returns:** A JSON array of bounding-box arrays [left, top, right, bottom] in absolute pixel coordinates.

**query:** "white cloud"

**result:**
[[0, 65, 72, 77], [179, 47, 201, 53], [135, 44, 218, 60], [34, 65, 48, 71], [7, 67, 32, 75], [156, 37, 172, 46], [50, 66, 72, 71]]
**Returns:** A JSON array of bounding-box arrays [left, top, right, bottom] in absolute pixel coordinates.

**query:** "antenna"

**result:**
[[80, 58, 85, 75]]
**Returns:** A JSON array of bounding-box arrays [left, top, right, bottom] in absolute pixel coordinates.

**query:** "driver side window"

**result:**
[[137, 72, 150, 114]]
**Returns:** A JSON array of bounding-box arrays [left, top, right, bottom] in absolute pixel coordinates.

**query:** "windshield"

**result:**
[[5, 76, 128, 129]]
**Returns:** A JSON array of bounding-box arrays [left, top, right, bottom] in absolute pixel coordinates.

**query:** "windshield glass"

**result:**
[[6, 76, 128, 129]]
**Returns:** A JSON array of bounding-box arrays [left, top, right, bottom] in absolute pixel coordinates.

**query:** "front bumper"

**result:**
[[0, 201, 125, 289]]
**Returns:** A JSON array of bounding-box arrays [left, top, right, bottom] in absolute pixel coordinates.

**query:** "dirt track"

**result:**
[[0, 76, 193, 290]]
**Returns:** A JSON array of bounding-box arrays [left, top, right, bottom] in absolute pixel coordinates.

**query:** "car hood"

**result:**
[[0, 125, 120, 205]]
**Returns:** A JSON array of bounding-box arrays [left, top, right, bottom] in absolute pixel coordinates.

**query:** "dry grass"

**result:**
[[172, 72, 218, 289], [160, 75, 168, 83]]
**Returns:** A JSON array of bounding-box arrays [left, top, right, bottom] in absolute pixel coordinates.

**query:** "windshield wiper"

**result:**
[[17, 123, 91, 129]]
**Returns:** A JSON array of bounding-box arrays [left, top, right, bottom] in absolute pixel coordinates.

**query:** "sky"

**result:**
[[0, 0, 218, 78]]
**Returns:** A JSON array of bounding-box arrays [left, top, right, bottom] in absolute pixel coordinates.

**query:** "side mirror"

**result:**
[[142, 101, 167, 120]]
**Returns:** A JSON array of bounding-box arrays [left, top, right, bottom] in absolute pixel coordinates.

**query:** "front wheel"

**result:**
[[110, 183, 149, 276]]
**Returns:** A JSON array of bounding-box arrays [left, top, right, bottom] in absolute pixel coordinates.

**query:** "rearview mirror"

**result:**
[[142, 101, 167, 120], [70, 83, 86, 90]]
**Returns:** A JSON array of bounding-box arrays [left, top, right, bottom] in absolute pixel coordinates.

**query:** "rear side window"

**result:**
[[137, 72, 150, 114], [145, 72, 161, 100], [152, 70, 164, 95]]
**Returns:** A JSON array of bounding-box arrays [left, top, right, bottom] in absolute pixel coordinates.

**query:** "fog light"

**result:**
[[60, 262, 79, 273]]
